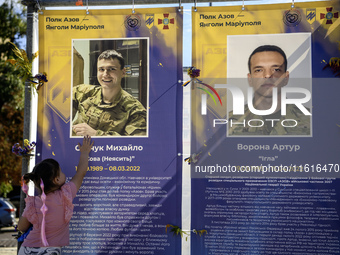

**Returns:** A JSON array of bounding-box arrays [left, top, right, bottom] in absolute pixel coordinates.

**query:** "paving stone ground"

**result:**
[[0, 225, 18, 255], [0, 247, 17, 255], [0, 236, 17, 247]]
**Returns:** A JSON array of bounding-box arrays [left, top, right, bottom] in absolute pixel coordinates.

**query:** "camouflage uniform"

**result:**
[[72, 84, 146, 136], [228, 104, 311, 136]]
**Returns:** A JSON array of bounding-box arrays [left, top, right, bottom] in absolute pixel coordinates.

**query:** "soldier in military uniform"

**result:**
[[228, 45, 311, 136], [72, 50, 146, 136]]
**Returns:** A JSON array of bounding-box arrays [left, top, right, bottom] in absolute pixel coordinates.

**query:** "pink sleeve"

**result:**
[[61, 182, 77, 222], [22, 197, 39, 225]]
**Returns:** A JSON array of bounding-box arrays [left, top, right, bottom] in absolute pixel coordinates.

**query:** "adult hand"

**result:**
[[73, 123, 97, 136]]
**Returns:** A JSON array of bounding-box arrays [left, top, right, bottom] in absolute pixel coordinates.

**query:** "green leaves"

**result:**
[[193, 229, 208, 236], [0, 181, 13, 198], [6, 42, 47, 92], [7, 41, 34, 80], [165, 224, 207, 241], [0, 1, 26, 187]]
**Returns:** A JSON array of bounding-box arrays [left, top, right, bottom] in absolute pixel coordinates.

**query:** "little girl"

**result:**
[[17, 136, 93, 255]]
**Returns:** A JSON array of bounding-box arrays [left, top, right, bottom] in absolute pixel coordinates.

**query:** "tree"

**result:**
[[0, 0, 27, 188]]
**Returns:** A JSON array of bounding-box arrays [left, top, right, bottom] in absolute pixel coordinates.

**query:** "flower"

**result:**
[[188, 66, 200, 78], [182, 66, 201, 87], [27, 72, 48, 91], [34, 73, 48, 83], [12, 140, 36, 156]]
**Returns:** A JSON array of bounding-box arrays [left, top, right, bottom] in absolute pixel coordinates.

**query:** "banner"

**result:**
[[38, 8, 182, 255], [191, 1, 340, 254]]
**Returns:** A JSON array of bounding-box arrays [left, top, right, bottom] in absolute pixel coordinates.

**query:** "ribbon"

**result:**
[[21, 176, 49, 246], [184, 153, 200, 165], [182, 67, 223, 106], [40, 179, 49, 247], [21, 176, 29, 196]]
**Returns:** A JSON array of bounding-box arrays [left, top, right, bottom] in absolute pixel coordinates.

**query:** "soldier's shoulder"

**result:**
[[121, 89, 145, 110], [74, 84, 101, 95], [75, 84, 99, 91]]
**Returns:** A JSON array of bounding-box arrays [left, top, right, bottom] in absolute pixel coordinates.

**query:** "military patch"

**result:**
[[145, 14, 154, 29], [158, 13, 175, 30], [320, 7, 339, 24], [306, 8, 316, 24], [283, 9, 301, 27], [124, 14, 141, 31]]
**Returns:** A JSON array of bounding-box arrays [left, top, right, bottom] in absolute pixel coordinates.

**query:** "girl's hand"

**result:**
[[78, 136, 93, 154], [72, 136, 94, 191]]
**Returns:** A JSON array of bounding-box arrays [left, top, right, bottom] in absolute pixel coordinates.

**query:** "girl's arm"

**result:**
[[18, 216, 31, 232], [71, 136, 93, 191]]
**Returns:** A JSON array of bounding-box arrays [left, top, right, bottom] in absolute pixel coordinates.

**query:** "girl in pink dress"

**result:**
[[17, 136, 93, 255]]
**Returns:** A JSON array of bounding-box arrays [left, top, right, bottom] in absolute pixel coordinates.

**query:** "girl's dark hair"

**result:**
[[23, 158, 60, 194]]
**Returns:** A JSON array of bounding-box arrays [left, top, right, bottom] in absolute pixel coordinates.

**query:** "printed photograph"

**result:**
[[71, 38, 149, 137], [226, 33, 312, 137]]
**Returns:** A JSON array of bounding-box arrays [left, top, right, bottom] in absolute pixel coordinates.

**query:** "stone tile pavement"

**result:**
[[0, 225, 18, 255], [0, 247, 17, 255], [0, 237, 17, 247]]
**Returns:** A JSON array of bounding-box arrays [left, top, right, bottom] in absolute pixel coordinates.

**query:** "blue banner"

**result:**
[[192, 1, 340, 254], [38, 8, 182, 255]]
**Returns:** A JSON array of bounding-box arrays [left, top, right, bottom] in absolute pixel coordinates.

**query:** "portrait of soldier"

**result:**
[[72, 49, 147, 137], [228, 45, 311, 136]]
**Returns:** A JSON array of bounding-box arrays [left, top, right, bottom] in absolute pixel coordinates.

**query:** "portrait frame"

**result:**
[[226, 33, 312, 137], [70, 37, 149, 138]]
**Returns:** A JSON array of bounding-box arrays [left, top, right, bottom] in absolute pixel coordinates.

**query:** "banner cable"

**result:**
[[163, 155, 178, 172], [86, 0, 89, 14], [149, 81, 178, 107], [35, 0, 43, 14], [132, 0, 135, 13]]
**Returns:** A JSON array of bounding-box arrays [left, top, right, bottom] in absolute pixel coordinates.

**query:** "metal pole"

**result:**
[[18, 2, 37, 253], [19, 2, 36, 216]]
